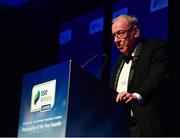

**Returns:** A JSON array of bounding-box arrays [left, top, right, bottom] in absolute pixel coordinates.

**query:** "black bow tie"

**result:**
[[123, 55, 133, 63]]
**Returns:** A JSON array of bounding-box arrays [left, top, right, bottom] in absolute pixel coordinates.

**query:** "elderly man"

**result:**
[[111, 14, 169, 136]]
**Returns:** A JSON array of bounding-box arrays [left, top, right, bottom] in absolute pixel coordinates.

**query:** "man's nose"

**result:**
[[114, 35, 120, 43]]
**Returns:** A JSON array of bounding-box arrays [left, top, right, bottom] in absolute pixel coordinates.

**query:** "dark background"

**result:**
[[0, 0, 179, 136]]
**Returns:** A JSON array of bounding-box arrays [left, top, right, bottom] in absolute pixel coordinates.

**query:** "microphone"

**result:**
[[97, 53, 109, 76], [81, 54, 99, 68]]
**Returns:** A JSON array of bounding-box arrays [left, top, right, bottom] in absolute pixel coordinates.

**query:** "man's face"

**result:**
[[112, 17, 136, 55]]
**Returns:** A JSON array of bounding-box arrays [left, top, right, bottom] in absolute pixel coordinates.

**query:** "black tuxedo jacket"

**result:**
[[110, 38, 169, 136]]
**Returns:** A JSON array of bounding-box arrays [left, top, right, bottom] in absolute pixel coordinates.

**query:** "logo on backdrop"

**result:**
[[30, 79, 56, 112]]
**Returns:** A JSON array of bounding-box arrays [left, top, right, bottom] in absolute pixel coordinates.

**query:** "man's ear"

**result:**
[[134, 26, 140, 38]]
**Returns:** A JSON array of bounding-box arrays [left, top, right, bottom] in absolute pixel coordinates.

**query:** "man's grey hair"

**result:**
[[112, 14, 138, 26]]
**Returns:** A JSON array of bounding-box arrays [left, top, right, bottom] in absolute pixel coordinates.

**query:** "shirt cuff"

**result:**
[[132, 93, 143, 102]]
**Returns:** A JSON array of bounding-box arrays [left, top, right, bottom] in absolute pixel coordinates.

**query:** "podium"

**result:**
[[18, 60, 130, 137]]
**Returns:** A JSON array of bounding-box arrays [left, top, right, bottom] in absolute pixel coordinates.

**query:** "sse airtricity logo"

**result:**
[[30, 79, 56, 112]]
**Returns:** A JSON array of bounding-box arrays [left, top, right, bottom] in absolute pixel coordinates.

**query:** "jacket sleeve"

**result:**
[[131, 40, 169, 103]]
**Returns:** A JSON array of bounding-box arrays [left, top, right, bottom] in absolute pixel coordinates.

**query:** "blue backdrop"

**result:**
[[58, 0, 168, 80]]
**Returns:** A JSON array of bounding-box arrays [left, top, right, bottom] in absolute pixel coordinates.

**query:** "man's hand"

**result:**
[[116, 91, 138, 104]]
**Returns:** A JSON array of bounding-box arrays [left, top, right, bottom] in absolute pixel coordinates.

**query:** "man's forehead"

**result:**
[[113, 19, 129, 29]]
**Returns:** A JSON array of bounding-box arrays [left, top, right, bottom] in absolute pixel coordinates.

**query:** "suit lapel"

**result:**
[[128, 43, 143, 89], [113, 59, 125, 90]]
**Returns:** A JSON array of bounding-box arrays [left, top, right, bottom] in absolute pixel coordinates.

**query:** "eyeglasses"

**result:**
[[112, 25, 134, 39]]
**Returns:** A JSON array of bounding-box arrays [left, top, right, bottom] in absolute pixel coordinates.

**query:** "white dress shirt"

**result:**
[[116, 51, 142, 101]]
